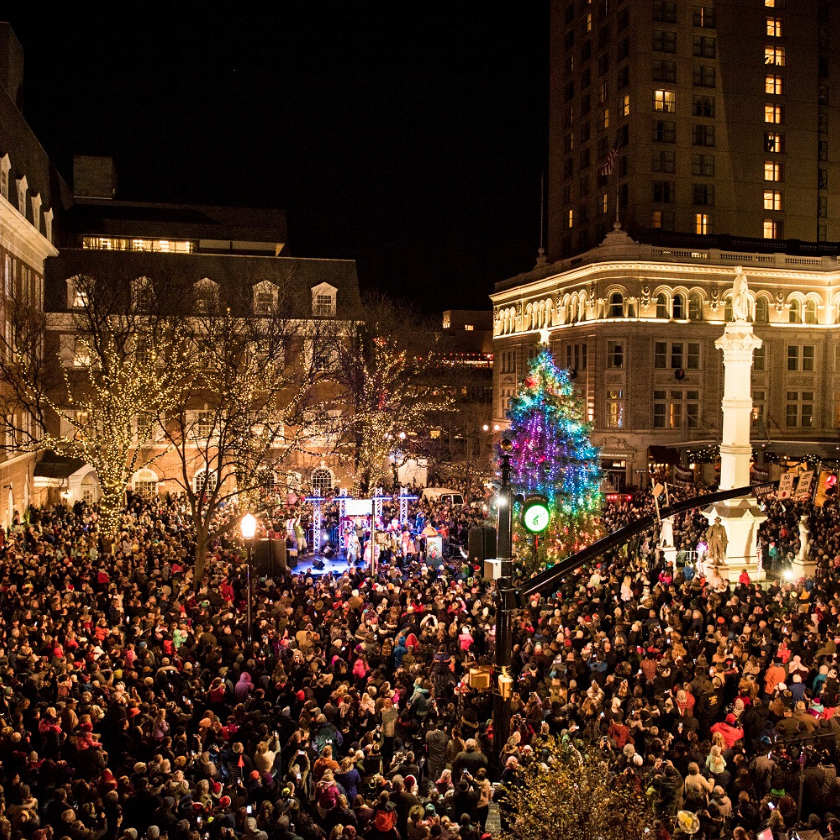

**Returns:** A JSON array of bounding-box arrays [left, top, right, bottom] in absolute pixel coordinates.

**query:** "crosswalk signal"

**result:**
[[815, 470, 837, 507]]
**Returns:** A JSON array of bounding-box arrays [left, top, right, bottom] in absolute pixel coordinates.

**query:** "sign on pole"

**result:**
[[777, 471, 796, 500]]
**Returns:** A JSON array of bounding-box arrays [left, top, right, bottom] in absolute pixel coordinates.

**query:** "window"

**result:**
[[765, 46, 785, 66], [193, 468, 218, 494], [607, 341, 624, 368], [73, 336, 91, 367], [606, 390, 624, 428], [651, 210, 675, 230], [819, 196, 828, 218], [766, 17, 783, 37], [692, 154, 715, 176], [652, 59, 677, 83], [689, 294, 703, 321], [763, 219, 782, 239], [311, 467, 333, 497], [598, 52, 610, 76], [693, 95, 715, 117], [764, 161, 783, 181], [764, 190, 783, 211], [819, 141, 829, 162], [618, 36, 630, 60], [805, 301, 818, 325], [693, 65, 716, 87], [695, 213, 712, 234], [752, 390, 766, 429], [820, 112, 829, 134], [599, 192, 608, 215], [765, 132, 784, 153], [693, 184, 715, 206], [654, 90, 676, 112], [580, 148, 591, 168], [195, 411, 214, 438], [692, 125, 716, 146], [567, 209, 574, 229], [618, 6, 629, 29], [654, 390, 701, 429], [693, 5, 715, 27], [656, 295, 669, 319], [693, 36, 716, 58], [755, 297, 769, 324], [584, 12, 592, 32], [314, 294, 333, 317], [608, 292, 624, 318], [652, 150, 676, 173], [786, 392, 814, 428], [765, 104, 784, 124], [618, 65, 630, 90], [819, 169, 828, 189], [598, 108, 610, 130], [753, 345, 766, 370], [619, 94, 630, 117], [653, 120, 676, 143], [652, 181, 675, 203], [653, 1, 677, 23], [765, 74, 785, 95], [653, 30, 677, 53], [0, 154, 8, 200], [673, 293, 685, 319], [765, 0, 784, 7]]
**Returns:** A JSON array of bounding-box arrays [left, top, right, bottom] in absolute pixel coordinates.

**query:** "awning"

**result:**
[[648, 445, 680, 465]]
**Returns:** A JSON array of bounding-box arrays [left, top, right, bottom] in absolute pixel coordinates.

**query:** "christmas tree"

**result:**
[[505, 341, 602, 567]]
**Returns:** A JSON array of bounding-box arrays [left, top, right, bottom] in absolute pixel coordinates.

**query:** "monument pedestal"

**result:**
[[662, 545, 678, 569], [703, 499, 766, 582]]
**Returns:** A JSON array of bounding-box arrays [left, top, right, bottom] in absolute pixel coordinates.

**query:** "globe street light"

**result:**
[[241, 513, 257, 645]]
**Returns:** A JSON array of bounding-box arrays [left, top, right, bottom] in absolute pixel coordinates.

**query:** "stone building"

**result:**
[[492, 226, 840, 490]]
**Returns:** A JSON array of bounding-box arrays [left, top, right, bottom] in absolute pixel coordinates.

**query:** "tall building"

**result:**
[[547, 0, 840, 260]]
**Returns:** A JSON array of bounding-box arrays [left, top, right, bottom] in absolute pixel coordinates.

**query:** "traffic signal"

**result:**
[[815, 470, 837, 507]]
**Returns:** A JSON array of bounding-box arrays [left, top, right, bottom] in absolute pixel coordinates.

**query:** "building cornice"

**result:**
[[0, 193, 58, 268]]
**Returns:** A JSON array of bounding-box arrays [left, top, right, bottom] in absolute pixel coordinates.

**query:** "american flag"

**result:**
[[599, 138, 619, 176]]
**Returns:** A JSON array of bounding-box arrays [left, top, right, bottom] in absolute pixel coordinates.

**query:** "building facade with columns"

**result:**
[[491, 226, 840, 490]]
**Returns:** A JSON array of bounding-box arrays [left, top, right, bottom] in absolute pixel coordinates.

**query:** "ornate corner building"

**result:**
[[492, 226, 840, 490]]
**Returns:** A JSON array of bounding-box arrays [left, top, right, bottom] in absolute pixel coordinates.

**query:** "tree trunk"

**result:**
[[194, 520, 210, 586], [98, 487, 124, 542]]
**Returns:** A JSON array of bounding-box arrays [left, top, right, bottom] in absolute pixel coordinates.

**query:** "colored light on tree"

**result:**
[[505, 345, 602, 566]]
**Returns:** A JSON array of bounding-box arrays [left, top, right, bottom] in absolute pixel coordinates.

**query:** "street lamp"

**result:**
[[240, 513, 257, 645]]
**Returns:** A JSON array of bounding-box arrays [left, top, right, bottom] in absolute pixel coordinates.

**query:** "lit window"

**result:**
[[620, 94, 630, 117], [765, 131, 784, 152], [464, 324, 474, 331], [606, 390, 624, 428], [764, 190, 783, 210], [585, 12, 592, 31], [608, 292, 624, 318], [765, 46, 785, 66], [764, 161, 783, 181], [600, 193, 609, 215], [607, 341, 624, 369], [314, 294, 335, 317], [755, 298, 769, 324], [763, 219, 782, 238], [695, 213, 711, 234], [765, 74, 784, 95], [789, 300, 801, 324], [567, 209, 574, 228], [598, 108, 610, 130], [656, 294, 669, 319], [73, 337, 91, 367], [805, 302, 818, 326], [766, 17, 783, 37], [653, 89, 676, 112], [764, 104, 784, 124]]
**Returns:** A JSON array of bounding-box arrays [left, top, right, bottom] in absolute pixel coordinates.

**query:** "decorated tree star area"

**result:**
[[505, 342, 602, 569]]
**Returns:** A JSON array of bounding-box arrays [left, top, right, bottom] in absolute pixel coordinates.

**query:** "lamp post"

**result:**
[[491, 439, 514, 778], [240, 513, 257, 646]]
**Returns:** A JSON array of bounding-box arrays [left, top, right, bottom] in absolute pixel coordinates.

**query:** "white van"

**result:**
[[420, 487, 465, 507]]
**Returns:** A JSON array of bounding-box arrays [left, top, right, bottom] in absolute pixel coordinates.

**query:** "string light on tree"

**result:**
[[504, 336, 602, 568]]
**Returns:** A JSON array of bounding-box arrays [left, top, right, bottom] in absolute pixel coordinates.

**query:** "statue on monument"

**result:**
[[658, 516, 674, 548], [705, 516, 728, 566], [798, 515, 810, 562], [731, 266, 754, 323]]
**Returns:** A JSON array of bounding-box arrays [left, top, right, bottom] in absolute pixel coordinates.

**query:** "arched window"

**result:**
[[132, 468, 158, 499], [193, 469, 218, 495], [755, 297, 769, 324], [724, 297, 733, 322], [688, 294, 703, 321], [311, 467, 333, 497], [656, 293, 669, 319], [804, 300, 818, 324], [81, 473, 98, 503], [608, 292, 624, 318], [789, 299, 801, 324], [672, 293, 685, 319]]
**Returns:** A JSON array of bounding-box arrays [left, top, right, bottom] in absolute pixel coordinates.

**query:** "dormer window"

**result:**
[[311, 282, 338, 318], [131, 277, 155, 312], [16, 175, 27, 218], [252, 280, 279, 314], [31, 193, 41, 233], [44, 208, 54, 243], [194, 278, 219, 314], [66, 275, 90, 310], [0, 155, 9, 200]]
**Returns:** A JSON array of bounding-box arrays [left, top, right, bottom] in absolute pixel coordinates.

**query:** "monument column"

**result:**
[[703, 268, 767, 582]]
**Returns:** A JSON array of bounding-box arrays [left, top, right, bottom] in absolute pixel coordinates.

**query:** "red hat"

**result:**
[[726, 713, 736, 725], [250, 770, 260, 780], [211, 781, 222, 796], [219, 796, 231, 808], [296, 690, 305, 701]]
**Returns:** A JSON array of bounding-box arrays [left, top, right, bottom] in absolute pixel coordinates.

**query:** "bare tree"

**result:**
[[160, 279, 341, 582]]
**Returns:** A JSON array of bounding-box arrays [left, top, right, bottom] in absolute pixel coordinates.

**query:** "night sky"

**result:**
[[6, 3, 548, 313]]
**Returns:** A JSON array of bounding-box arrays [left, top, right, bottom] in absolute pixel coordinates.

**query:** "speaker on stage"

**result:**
[[253, 538, 287, 576], [468, 526, 496, 567]]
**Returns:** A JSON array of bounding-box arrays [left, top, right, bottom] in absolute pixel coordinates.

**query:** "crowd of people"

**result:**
[[1, 482, 840, 840]]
